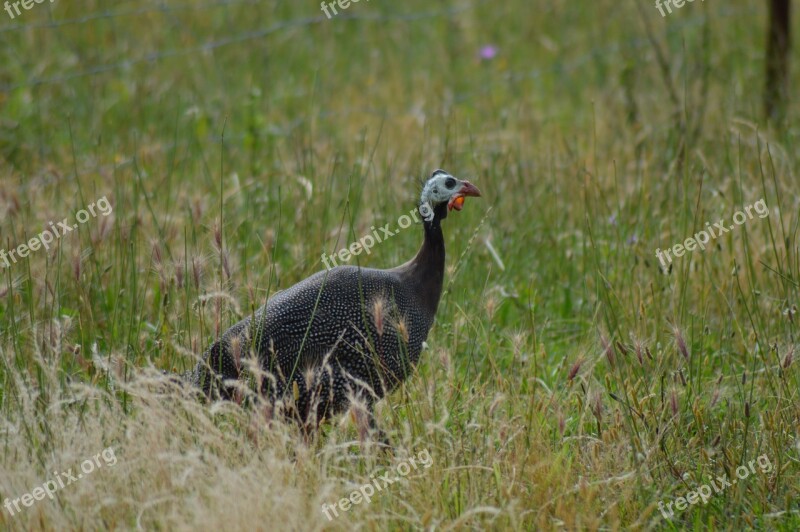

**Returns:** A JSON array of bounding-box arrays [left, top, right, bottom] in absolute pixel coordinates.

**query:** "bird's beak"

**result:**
[[448, 181, 482, 211]]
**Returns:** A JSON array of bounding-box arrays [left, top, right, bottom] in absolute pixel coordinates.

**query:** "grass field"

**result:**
[[1, 0, 799, 530]]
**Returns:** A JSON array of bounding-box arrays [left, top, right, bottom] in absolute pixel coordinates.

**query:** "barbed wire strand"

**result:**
[[1, 3, 755, 93], [0, 3, 491, 92]]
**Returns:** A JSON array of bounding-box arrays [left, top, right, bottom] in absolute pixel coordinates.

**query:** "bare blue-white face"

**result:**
[[419, 170, 482, 219]]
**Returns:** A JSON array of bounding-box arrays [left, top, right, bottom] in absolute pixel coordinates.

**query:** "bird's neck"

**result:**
[[405, 203, 447, 315]]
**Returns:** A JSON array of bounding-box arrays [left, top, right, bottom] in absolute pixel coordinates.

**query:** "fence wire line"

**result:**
[[1, 3, 753, 94], [0, 2, 488, 92], [13, 5, 754, 195]]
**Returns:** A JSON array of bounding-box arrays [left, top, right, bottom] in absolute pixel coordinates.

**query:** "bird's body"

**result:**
[[187, 170, 481, 437]]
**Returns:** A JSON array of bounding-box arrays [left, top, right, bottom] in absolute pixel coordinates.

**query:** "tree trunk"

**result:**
[[764, 0, 791, 123]]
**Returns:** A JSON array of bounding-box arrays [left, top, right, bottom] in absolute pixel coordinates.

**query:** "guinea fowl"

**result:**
[[187, 169, 481, 439]]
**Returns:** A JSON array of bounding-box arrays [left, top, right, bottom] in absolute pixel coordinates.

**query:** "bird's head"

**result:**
[[419, 169, 482, 222]]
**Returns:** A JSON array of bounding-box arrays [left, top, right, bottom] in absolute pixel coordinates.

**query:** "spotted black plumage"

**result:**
[[186, 170, 482, 435]]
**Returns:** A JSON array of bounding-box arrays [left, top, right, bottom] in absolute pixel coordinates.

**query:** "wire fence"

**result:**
[[3, 1, 760, 194], [0, 1, 482, 92], [0, 2, 756, 94]]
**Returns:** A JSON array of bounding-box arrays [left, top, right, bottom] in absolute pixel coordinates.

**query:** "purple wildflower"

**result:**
[[479, 45, 499, 61]]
